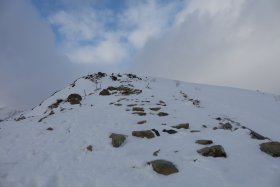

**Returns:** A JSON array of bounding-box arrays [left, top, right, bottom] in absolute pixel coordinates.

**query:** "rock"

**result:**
[[220, 122, 232, 130], [197, 145, 227, 158], [158, 112, 169, 117], [110, 75, 118, 81], [260, 141, 280, 157], [67, 93, 82, 105], [149, 107, 161, 111], [162, 129, 177, 134], [250, 131, 268, 140], [195, 140, 213, 145], [172, 123, 189, 129], [137, 120, 147, 125], [15, 115, 26, 121], [99, 89, 111, 96], [114, 103, 122, 106], [132, 130, 155, 139], [148, 160, 179, 175], [132, 107, 144, 112], [87, 145, 93, 152], [213, 127, 218, 130], [153, 149, 160, 156], [46, 127, 53, 131], [215, 117, 222, 121], [132, 112, 146, 116], [151, 129, 160, 136], [190, 130, 200, 133], [202, 125, 207, 128], [48, 99, 64, 109], [109, 133, 126, 148], [127, 104, 137, 107]]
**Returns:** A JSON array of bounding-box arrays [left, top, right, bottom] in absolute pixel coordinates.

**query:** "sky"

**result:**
[[0, 0, 280, 109]]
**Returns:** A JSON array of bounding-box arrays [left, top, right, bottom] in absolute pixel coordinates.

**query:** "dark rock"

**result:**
[[132, 107, 144, 112], [46, 127, 53, 131], [49, 111, 55, 115], [250, 131, 268, 140], [132, 130, 155, 139], [38, 116, 47, 123], [158, 112, 169, 117], [202, 125, 207, 128], [109, 133, 126, 148], [67, 93, 82, 105], [163, 129, 177, 134], [190, 130, 200, 133], [260, 141, 280, 157], [151, 129, 160, 136], [137, 120, 147, 125], [127, 104, 137, 107], [148, 160, 178, 175], [220, 122, 232, 130], [153, 149, 160, 156], [197, 145, 227, 158], [99, 89, 111, 96], [213, 127, 218, 130], [195, 140, 213, 145], [110, 75, 118, 81], [215, 117, 222, 121], [172, 123, 189, 129], [48, 99, 64, 109], [114, 103, 122, 106], [15, 115, 26, 121], [132, 112, 146, 116], [149, 107, 161, 111], [87, 145, 93, 152]]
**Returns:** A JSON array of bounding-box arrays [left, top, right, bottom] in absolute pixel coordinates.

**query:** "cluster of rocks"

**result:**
[[100, 86, 142, 96]]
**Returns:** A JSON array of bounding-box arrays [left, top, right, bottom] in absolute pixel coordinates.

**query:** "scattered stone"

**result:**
[[46, 127, 53, 131], [215, 117, 222, 121], [190, 130, 200, 133], [172, 123, 189, 129], [110, 75, 118, 81], [114, 103, 122, 106], [49, 111, 55, 115], [109, 133, 126, 148], [38, 116, 47, 123], [151, 129, 160, 136], [250, 131, 268, 140], [197, 145, 227, 158], [15, 115, 26, 121], [107, 86, 142, 96], [153, 149, 160, 156], [48, 99, 64, 109], [137, 120, 147, 125], [220, 122, 232, 130], [195, 140, 213, 145], [67, 93, 82, 105], [260, 141, 280, 157], [99, 89, 111, 96], [127, 104, 137, 107], [132, 130, 155, 139], [161, 123, 167, 125], [213, 127, 218, 130], [148, 160, 179, 175], [241, 126, 247, 129], [202, 125, 207, 128], [132, 112, 146, 116], [132, 107, 144, 112], [149, 107, 161, 111], [158, 112, 169, 117], [163, 129, 177, 134], [87, 145, 93, 152]]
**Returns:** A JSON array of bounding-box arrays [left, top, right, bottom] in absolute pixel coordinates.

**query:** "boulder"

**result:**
[[260, 141, 280, 157], [220, 122, 232, 130], [172, 123, 189, 129], [132, 130, 155, 139], [148, 160, 179, 175], [132, 107, 144, 112], [197, 145, 227, 158], [99, 89, 111, 96], [109, 133, 126, 148], [250, 131, 268, 140], [67, 93, 82, 105], [195, 140, 213, 145], [158, 112, 169, 117]]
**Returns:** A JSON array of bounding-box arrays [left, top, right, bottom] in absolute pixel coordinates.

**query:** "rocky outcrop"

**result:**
[[260, 141, 280, 157], [67, 94, 82, 104]]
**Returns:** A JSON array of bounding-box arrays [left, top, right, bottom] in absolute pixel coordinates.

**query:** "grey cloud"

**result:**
[[0, 0, 90, 109], [130, 0, 280, 94]]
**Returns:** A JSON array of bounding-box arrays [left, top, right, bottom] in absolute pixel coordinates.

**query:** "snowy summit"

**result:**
[[0, 72, 279, 187]]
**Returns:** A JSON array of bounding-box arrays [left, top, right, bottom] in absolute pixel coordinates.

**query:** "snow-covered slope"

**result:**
[[0, 73, 279, 187], [0, 107, 22, 122]]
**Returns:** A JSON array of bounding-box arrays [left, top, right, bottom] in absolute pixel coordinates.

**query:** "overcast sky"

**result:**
[[0, 0, 280, 109]]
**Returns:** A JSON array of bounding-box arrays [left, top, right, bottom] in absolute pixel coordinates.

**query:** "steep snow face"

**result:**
[[0, 73, 279, 187]]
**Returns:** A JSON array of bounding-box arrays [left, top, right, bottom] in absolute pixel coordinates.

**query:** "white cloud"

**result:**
[[130, 0, 280, 94]]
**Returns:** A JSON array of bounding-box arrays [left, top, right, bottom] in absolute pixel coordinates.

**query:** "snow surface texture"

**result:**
[[0, 73, 279, 187], [0, 108, 22, 122]]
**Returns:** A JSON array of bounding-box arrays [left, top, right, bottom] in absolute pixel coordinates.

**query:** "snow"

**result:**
[[0, 73, 279, 187]]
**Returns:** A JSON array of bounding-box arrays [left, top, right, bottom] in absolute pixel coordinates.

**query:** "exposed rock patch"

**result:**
[[148, 160, 179, 175], [158, 112, 169, 117], [172, 123, 189, 129], [151, 129, 160, 136], [195, 140, 213, 145], [86, 145, 93, 152], [48, 99, 64, 109], [132, 112, 146, 116], [46, 127, 53, 131], [260, 141, 280, 157], [250, 131, 268, 140], [197, 145, 227, 158], [132, 107, 144, 112], [99, 89, 111, 96], [109, 133, 126, 148], [67, 94, 82, 105], [163, 129, 177, 134], [137, 120, 147, 125], [149, 107, 161, 111], [132, 130, 155, 139]]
